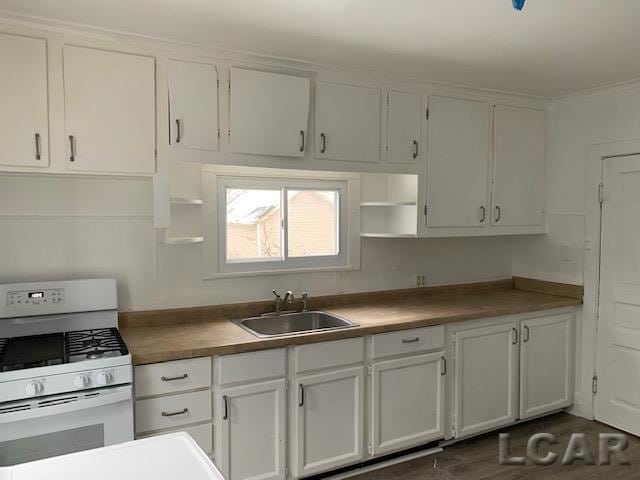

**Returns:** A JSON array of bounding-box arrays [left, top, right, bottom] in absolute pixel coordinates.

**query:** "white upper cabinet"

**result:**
[[386, 91, 422, 164], [168, 60, 219, 152], [315, 82, 381, 162], [426, 96, 490, 228], [492, 105, 546, 227], [229, 68, 310, 157], [63, 46, 155, 175], [0, 34, 49, 168]]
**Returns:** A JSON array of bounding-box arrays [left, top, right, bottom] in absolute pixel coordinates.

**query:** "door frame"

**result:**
[[583, 139, 640, 421]]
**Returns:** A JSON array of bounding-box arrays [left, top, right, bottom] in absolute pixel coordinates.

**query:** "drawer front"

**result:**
[[371, 326, 444, 360], [138, 423, 213, 454], [217, 348, 286, 385], [135, 357, 211, 398], [135, 390, 212, 433], [295, 337, 364, 373]]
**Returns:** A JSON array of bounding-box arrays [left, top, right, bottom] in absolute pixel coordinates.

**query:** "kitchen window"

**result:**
[[215, 176, 354, 275]]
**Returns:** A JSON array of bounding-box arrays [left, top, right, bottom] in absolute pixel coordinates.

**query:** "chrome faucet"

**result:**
[[272, 289, 294, 314]]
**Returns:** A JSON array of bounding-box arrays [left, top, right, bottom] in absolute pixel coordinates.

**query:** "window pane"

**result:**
[[287, 190, 339, 257], [226, 188, 281, 261]]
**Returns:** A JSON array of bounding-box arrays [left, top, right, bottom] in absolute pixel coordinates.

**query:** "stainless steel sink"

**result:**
[[233, 311, 358, 338]]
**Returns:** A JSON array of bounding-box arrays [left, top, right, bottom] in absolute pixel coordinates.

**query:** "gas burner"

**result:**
[[65, 328, 128, 363]]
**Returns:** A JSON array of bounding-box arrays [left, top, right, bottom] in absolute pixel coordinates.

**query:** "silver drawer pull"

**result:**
[[161, 408, 188, 417], [161, 373, 188, 382], [402, 337, 420, 344]]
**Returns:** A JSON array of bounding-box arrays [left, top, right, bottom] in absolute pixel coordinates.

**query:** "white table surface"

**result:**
[[0, 433, 224, 480]]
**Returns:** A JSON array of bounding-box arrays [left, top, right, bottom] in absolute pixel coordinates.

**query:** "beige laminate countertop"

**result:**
[[121, 288, 579, 365]]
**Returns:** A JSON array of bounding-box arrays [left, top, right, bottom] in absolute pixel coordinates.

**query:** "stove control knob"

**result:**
[[73, 374, 90, 389], [96, 371, 112, 386], [25, 381, 43, 396]]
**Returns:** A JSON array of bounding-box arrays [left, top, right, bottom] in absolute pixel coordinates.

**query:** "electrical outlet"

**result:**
[[415, 274, 427, 287]]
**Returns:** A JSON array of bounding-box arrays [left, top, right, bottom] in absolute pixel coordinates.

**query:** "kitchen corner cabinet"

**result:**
[[386, 91, 422, 164], [492, 105, 545, 227], [0, 33, 49, 168], [520, 313, 574, 419], [229, 68, 310, 157], [452, 321, 519, 438], [315, 82, 381, 162], [168, 60, 219, 152], [63, 45, 156, 175], [426, 96, 491, 229]]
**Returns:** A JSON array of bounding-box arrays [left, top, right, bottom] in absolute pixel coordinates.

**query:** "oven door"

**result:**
[[0, 385, 133, 466]]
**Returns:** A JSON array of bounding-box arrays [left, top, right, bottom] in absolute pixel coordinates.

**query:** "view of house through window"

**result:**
[[225, 186, 339, 262]]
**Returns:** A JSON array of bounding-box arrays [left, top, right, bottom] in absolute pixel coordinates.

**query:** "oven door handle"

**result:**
[[0, 386, 132, 424]]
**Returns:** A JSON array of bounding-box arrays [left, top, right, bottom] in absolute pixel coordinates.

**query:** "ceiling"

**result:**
[[1, 0, 640, 97]]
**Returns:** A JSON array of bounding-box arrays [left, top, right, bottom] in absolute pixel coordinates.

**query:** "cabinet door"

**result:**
[[0, 34, 49, 168], [426, 96, 490, 228], [217, 379, 286, 480], [386, 91, 422, 164], [293, 366, 364, 477], [315, 82, 380, 162], [492, 105, 545, 227], [453, 321, 519, 438], [520, 313, 574, 419], [168, 60, 219, 151], [229, 68, 310, 157], [64, 46, 155, 174], [370, 352, 444, 456]]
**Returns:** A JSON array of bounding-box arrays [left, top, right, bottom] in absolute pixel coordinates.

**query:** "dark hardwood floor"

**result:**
[[349, 413, 640, 479]]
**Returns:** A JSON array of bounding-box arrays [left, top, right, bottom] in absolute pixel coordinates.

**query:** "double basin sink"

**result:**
[[233, 311, 358, 338]]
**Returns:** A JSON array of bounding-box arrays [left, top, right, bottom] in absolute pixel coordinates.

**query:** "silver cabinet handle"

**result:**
[[35, 133, 41, 160], [412, 140, 419, 159], [402, 337, 420, 344], [320, 133, 326, 154], [69, 135, 75, 162], [222, 395, 229, 420], [441, 356, 447, 376], [298, 384, 305, 407], [161, 373, 188, 382], [175, 119, 182, 143], [523, 325, 530, 343], [161, 407, 188, 417], [480, 206, 486, 223], [512, 327, 518, 345], [299, 130, 305, 152], [495, 205, 502, 222]]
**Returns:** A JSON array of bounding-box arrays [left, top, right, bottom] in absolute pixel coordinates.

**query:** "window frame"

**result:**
[[216, 175, 351, 275]]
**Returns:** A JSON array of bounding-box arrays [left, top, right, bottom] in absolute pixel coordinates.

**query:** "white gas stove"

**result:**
[[0, 279, 133, 466]]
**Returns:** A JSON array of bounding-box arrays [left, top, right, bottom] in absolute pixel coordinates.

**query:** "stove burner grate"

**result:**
[[65, 328, 129, 360]]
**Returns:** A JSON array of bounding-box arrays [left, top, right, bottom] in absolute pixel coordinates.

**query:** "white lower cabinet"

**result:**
[[370, 352, 445, 456], [520, 313, 574, 419], [217, 379, 287, 480], [293, 366, 364, 478]]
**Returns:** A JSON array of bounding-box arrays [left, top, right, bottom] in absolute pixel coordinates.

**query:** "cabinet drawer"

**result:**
[[138, 423, 213, 454], [371, 326, 444, 359], [217, 348, 286, 385], [135, 357, 211, 398], [135, 390, 212, 433], [295, 337, 364, 373]]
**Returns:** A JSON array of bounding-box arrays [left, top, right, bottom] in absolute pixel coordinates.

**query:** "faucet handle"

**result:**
[[272, 289, 281, 299]]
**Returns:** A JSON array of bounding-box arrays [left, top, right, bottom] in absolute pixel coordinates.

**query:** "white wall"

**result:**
[[0, 174, 513, 311]]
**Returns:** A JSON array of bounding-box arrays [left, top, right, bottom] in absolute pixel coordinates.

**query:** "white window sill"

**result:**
[[204, 264, 358, 279]]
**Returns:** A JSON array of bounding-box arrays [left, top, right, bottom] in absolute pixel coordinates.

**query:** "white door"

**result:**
[[453, 321, 519, 438], [370, 352, 444, 456], [217, 379, 286, 480], [426, 96, 491, 228], [229, 68, 310, 157], [293, 366, 364, 477], [492, 105, 545, 227], [386, 91, 422, 164], [168, 60, 219, 151], [520, 313, 574, 419], [315, 82, 380, 162], [596, 155, 640, 435], [0, 34, 49, 168], [63, 46, 155, 175]]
